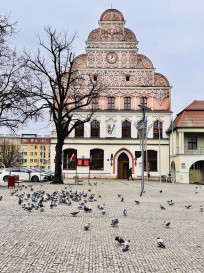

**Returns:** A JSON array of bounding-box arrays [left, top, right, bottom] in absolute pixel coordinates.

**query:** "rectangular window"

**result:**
[[31, 139, 34, 142], [35, 145, 37, 149], [30, 159, 33, 163], [30, 152, 33, 156], [92, 97, 99, 109], [108, 97, 115, 110], [188, 136, 197, 149], [35, 152, 37, 156], [22, 145, 28, 149], [31, 145, 33, 149], [22, 139, 28, 143], [124, 97, 131, 110], [34, 159, 37, 163]]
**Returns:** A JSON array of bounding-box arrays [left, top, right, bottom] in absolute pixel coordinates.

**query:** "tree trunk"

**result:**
[[51, 140, 64, 184]]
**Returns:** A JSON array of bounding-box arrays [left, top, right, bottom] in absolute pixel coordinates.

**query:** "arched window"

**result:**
[[153, 120, 162, 138], [90, 149, 104, 170], [124, 97, 131, 110], [91, 120, 100, 137], [140, 97, 147, 107], [108, 97, 115, 110], [63, 149, 77, 170], [144, 150, 157, 172], [122, 120, 131, 138], [75, 123, 84, 137], [92, 97, 99, 109]]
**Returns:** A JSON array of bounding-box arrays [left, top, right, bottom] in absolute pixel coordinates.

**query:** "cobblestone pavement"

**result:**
[[0, 179, 204, 273]]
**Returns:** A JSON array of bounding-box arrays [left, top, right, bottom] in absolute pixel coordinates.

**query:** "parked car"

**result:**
[[27, 168, 53, 181], [0, 167, 51, 182]]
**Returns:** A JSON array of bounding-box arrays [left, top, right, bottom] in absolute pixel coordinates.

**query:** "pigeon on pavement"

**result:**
[[134, 200, 140, 205], [157, 237, 166, 248], [123, 209, 127, 216], [110, 218, 119, 226], [84, 223, 90, 230], [115, 236, 125, 244], [164, 221, 171, 228], [70, 211, 80, 217], [185, 205, 192, 209], [160, 204, 166, 210], [122, 240, 130, 252], [200, 205, 203, 212]]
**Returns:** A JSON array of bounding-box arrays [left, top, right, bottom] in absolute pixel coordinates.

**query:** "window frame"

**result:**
[[124, 97, 131, 110], [122, 120, 131, 138], [108, 97, 115, 110], [91, 120, 100, 138]]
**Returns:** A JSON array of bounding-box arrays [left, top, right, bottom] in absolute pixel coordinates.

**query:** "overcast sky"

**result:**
[[1, 0, 204, 135]]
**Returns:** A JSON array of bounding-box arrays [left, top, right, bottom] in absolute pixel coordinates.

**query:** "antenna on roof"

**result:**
[[111, 4, 112, 9]]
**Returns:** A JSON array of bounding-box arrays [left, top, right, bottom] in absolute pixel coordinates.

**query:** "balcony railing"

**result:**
[[177, 146, 204, 155]]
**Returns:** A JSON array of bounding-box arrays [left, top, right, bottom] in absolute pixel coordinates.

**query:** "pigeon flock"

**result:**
[[3, 183, 204, 253]]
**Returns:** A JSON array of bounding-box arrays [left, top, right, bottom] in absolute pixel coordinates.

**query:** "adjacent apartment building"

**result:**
[[0, 134, 51, 169], [50, 8, 172, 179]]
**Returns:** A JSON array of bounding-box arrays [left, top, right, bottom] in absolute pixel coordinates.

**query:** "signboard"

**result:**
[[77, 159, 90, 166]]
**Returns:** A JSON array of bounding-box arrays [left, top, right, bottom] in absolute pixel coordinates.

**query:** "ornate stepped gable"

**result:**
[[73, 9, 170, 107]]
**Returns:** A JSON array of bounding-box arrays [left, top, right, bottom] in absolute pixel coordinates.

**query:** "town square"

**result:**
[[0, 0, 204, 272]]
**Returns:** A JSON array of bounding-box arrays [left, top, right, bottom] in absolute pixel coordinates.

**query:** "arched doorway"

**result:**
[[189, 160, 204, 184], [118, 152, 129, 179]]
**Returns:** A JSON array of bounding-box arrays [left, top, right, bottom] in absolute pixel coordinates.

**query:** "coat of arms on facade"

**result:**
[[107, 124, 115, 135]]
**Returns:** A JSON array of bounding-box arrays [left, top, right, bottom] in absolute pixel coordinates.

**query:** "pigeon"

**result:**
[[84, 206, 92, 212], [160, 204, 166, 210], [70, 211, 80, 217], [160, 190, 163, 193], [118, 194, 121, 198], [156, 237, 166, 248], [102, 209, 106, 215], [115, 236, 125, 244], [164, 221, 171, 228], [110, 218, 119, 226], [123, 209, 127, 216], [185, 205, 192, 209], [200, 205, 203, 212], [121, 197, 124, 202], [169, 201, 175, 206], [134, 200, 140, 205], [84, 223, 90, 230], [122, 240, 130, 252]]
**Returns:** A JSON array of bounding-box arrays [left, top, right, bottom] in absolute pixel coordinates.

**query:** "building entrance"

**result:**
[[189, 160, 204, 184], [118, 152, 129, 179]]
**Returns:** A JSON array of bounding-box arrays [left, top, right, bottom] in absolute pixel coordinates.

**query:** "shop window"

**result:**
[[90, 149, 104, 170]]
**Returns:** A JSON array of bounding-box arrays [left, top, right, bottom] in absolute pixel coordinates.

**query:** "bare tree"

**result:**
[[0, 14, 39, 130], [0, 140, 23, 168], [25, 27, 103, 184]]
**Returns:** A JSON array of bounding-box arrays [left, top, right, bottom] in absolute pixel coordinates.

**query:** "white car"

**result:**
[[0, 167, 50, 182]]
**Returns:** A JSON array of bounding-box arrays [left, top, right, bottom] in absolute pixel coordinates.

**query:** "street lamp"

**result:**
[[138, 104, 151, 196]]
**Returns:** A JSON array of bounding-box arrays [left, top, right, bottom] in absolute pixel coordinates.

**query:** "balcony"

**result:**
[[177, 146, 204, 155]]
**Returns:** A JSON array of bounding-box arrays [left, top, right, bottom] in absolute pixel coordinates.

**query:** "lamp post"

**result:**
[[138, 104, 151, 196]]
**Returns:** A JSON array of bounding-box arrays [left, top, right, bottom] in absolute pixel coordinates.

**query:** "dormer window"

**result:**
[[126, 76, 130, 81]]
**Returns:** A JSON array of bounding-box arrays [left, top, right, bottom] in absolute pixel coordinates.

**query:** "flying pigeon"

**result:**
[[200, 205, 203, 212], [123, 209, 127, 216], [156, 237, 166, 248], [115, 236, 125, 244], [134, 200, 140, 205], [110, 218, 119, 226], [164, 221, 171, 228], [84, 223, 90, 230], [70, 211, 80, 217], [160, 204, 166, 210], [185, 205, 192, 209], [122, 240, 130, 252]]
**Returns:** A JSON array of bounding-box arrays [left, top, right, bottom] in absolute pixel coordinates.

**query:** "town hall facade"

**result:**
[[50, 9, 172, 179]]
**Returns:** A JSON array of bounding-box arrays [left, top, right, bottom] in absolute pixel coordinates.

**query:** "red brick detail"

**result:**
[[113, 148, 134, 174]]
